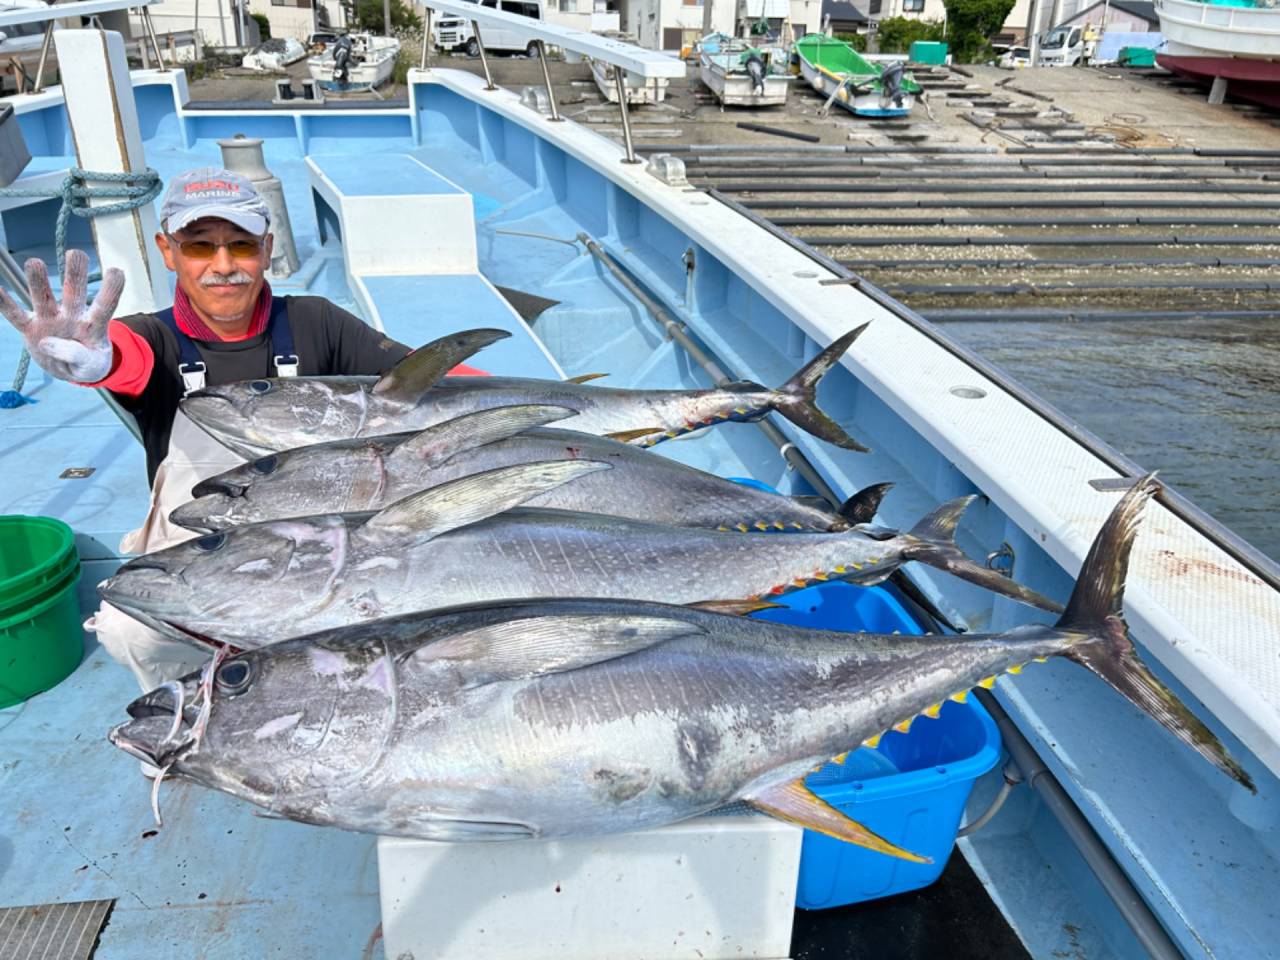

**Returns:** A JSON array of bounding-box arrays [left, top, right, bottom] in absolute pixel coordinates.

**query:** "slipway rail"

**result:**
[[420, 0, 684, 162]]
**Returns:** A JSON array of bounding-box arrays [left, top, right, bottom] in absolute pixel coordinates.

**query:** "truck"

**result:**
[[1037, 22, 1100, 66], [432, 0, 546, 58]]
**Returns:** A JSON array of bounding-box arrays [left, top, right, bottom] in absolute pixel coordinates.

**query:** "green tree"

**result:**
[[250, 12, 271, 39], [834, 31, 868, 52], [352, 0, 422, 33], [942, 0, 1015, 62], [874, 17, 945, 53]]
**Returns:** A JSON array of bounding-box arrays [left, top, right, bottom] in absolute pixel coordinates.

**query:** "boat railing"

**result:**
[[1157, 0, 1280, 30], [0, 0, 165, 94], [419, 0, 685, 162]]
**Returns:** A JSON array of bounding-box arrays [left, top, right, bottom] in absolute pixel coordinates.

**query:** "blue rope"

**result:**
[[0, 166, 162, 408]]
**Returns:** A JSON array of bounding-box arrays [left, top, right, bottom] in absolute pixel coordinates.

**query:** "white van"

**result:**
[[432, 0, 545, 58]]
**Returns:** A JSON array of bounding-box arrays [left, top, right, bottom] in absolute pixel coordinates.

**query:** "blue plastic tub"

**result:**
[[751, 578, 1002, 910]]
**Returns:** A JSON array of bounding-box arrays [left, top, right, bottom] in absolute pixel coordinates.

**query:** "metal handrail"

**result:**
[[708, 187, 1280, 592]]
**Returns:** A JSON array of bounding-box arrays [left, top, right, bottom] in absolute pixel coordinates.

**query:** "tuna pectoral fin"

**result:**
[[372, 328, 512, 402], [902, 496, 1065, 614], [773, 324, 870, 453], [746, 779, 930, 863], [604, 426, 664, 444], [685, 598, 786, 616], [359, 459, 611, 544], [393, 404, 579, 468], [566, 372, 608, 384], [1055, 475, 1256, 792], [405, 611, 706, 686], [838, 481, 894, 526]]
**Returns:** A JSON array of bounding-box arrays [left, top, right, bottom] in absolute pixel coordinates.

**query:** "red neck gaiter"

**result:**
[[174, 281, 273, 342]]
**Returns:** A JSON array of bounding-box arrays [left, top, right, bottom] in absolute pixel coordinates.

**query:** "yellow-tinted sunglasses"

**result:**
[[169, 235, 264, 260]]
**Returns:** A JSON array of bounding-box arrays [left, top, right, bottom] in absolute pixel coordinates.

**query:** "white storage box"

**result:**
[[378, 811, 802, 960]]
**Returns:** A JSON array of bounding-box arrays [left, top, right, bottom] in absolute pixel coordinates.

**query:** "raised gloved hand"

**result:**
[[0, 249, 125, 383]]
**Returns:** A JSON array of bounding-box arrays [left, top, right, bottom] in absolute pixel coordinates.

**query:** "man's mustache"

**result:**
[[200, 271, 253, 287]]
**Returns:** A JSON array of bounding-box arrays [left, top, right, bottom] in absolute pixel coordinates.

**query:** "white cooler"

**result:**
[[377, 811, 802, 960]]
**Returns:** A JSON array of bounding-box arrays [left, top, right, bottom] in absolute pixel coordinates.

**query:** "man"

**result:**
[[0, 168, 476, 690]]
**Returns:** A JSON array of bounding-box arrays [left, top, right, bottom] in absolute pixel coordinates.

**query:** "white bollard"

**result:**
[[53, 29, 170, 315]]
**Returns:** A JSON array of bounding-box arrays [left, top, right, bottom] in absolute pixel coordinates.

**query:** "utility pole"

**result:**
[[385, 0, 393, 35], [1027, 0, 1042, 65], [702, 0, 714, 39]]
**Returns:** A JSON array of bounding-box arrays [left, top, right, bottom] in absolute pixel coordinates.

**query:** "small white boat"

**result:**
[[588, 32, 668, 104], [307, 32, 401, 89], [697, 33, 790, 107], [242, 37, 307, 72]]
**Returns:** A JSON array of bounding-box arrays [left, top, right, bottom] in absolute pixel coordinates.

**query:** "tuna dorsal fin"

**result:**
[[565, 373, 608, 384], [744, 779, 931, 863], [405, 612, 705, 686], [359, 459, 610, 544], [372, 328, 512, 401], [392, 404, 579, 468], [604, 426, 664, 443], [685, 598, 785, 616], [838, 482, 894, 526]]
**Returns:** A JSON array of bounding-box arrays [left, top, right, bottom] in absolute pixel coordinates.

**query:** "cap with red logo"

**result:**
[[159, 167, 271, 237]]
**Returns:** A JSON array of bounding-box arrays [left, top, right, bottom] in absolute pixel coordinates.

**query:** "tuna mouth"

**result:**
[[169, 497, 232, 534], [190, 478, 246, 499]]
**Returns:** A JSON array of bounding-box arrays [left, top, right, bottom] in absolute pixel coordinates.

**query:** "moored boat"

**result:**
[[697, 32, 791, 107], [794, 33, 919, 118], [1154, 0, 1280, 108], [588, 32, 668, 104], [307, 31, 401, 89]]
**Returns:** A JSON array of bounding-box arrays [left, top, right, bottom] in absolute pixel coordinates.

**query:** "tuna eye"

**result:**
[[216, 660, 252, 696], [251, 455, 278, 475], [250, 380, 272, 394], [195, 532, 227, 552]]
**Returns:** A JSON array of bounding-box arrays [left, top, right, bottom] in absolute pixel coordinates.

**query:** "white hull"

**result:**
[[798, 57, 915, 117], [698, 56, 790, 107], [1154, 0, 1280, 59], [590, 57, 668, 104], [308, 35, 401, 88]]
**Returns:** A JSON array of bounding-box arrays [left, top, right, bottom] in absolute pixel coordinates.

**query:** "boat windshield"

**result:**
[[1042, 27, 1069, 48]]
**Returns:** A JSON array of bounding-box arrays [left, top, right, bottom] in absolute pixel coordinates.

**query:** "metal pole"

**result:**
[[144, 9, 167, 68], [384, 0, 392, 36], [32, 21, 54, 92], [611, 64, 638, 163], [535, 39, 561, 121], [973, 688, 1185, 960], [471, 21, 495, 90], [215, 0, 228, 48], [421, 7, 431, 68]]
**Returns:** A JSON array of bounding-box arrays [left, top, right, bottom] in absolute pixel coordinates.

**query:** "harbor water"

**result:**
[[946, 317, 1280, 562]]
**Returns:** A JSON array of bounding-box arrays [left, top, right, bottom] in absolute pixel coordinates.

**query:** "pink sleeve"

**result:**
[[77, 320, 155, 397], [448, 363, 490, 377]]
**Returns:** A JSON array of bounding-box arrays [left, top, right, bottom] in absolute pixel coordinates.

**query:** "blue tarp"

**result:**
[[1094, 31, 1165, 63]]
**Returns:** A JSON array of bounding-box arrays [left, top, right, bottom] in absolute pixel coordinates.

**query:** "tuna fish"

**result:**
[[103, 460, 1062, 651], [107, 476, 1254, 852], [179, 326, 871, 458], [170, 404, 892, 535]]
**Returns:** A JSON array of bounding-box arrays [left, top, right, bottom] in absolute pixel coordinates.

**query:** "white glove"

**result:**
[[0, 249, 125, 383]]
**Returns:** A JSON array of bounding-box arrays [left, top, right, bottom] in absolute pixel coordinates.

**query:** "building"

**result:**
[[619, 0, 733, 50], [856, 0, 946, 27], [820, 0, 865, 33], [737, 0, 823, 40], [1006, 0, 1157, 41]]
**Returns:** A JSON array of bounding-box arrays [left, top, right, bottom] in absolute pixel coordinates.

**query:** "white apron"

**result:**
[[86, 409, 246, 691]]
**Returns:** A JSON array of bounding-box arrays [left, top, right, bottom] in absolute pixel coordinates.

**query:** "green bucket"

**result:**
[[0, 516, 84, 709]]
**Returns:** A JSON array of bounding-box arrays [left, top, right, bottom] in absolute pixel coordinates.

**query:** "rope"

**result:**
[[0, 165, 162, 408]]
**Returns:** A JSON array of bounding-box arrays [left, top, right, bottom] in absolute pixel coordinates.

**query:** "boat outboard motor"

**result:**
[[333, 34, 355, 84], [879, 61, 907, 108], [744, 52, 766, 95]]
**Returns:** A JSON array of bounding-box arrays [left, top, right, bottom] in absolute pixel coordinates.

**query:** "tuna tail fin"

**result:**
[[1055, 474, 1256, 793], [773, 325, 871, 453], [902, 496, 1065, 614], [838, 481, 894, 527]]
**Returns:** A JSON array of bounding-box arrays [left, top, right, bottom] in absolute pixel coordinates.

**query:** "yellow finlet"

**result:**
[[754, 521, 769, 531], [1007, 664, 1024, 675], [893, 717, 913, 734], [736, 523, 750, 533], [923, 702, 942, 719], [831, 751, 850, 765], [949, 690, 969, 703], [863, 734, 882, 749], [978, 676, 997, 689], [834, 565, 847, 574]]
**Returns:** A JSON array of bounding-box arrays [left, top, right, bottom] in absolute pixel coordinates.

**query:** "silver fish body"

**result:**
[[106, 470, 1062, 652], [172, 420, 859, 535], [105, 599, 1095, 840], [109, 478, 1255, 845], [179, 327, 870, 458]]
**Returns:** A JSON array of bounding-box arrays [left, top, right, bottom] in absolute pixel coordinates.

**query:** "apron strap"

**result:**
[[266, 296, 299, 378], [155, 306, 207, 396], [156, 298, 298, 395]]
